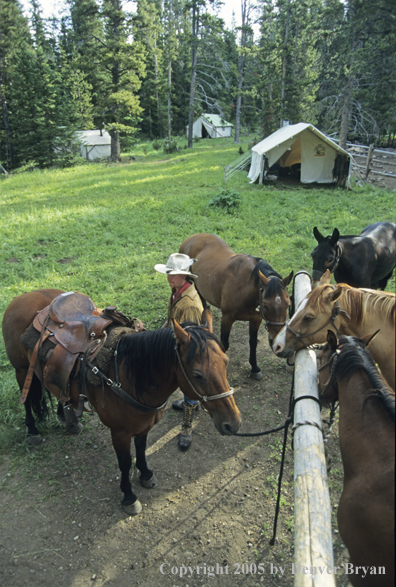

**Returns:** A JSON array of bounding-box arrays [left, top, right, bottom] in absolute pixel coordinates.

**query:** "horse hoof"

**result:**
[[250, 370, 263, 381], [123, 499, 142, 516], [27, 434, 43, 446], [67, 422, 83, 435], [140, 474, 158, 489]]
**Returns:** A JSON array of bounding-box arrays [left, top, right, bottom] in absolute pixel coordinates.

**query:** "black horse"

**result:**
[[311, 222, 396, 289]]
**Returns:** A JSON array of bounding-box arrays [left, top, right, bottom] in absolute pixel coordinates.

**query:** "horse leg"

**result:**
[[17, 370, 43, 445], [249, 317, 263, 380], [110, 429, 142, 515], [134, 435, 158, 488], [220, 314, 233, 352]]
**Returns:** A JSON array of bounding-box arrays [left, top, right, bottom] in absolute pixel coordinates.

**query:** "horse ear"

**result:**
[[330, 228, 340, 246], [172, 319, 191, 346], [201, 307, 213, 333], [361, 330, 380, 348], [327, 329, 338, 350], [313, 227, 324, 243], [282, 270, 293, 288], [319, 269, 332, 285], [258, 270, 270, 287], [327, 286, 343, 303]]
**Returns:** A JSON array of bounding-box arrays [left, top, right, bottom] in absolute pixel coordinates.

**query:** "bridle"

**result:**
[[318, 347, 340, 396], [284, 286, 350, 349], [312, 243, 342, 282], [259, 279, 289, 332], [174, 343, 234, 403]]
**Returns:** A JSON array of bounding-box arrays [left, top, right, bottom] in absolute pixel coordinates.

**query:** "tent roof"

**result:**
[[251, 123, 349, 157], [200, 114, 234, 128], [75, 130, 111, 146]]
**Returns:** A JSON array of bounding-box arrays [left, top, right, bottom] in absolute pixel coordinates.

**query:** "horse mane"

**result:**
[[310, 284, 395, 327], [252, 257, 284, 297], [116, 323, 222, 399], [336, 335, 395, 421], [340, 285, 395, 325]]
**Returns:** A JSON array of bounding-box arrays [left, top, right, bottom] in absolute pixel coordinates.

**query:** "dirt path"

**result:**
[[0, 312, 350, 587]]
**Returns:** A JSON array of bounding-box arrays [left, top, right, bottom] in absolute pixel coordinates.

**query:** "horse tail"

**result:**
[[29, 375, 51, 422]]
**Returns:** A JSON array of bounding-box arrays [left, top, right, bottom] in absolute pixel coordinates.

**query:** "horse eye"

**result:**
[[193, 371, 204, 380], [327, 257, 334, 263], [303, 315, 315, 322]]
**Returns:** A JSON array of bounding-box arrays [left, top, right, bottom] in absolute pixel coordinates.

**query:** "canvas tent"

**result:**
[[189, 114, 233, 139], [247, 123, 350, 186], [75, 130, 111, 161]]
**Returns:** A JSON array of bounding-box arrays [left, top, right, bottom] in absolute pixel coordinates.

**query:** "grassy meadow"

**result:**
[[0, 135, 395, 446]]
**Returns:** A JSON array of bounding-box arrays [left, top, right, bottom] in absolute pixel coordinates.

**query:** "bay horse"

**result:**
[[311, 221, 396, 289], [318, 331, 394, 587], [179, 233, 293, 379], [272, 270, 395, 390], [2, 289, 241, 515]]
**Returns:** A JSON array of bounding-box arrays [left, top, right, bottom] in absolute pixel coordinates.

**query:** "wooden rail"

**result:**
[[293, 272, 335, 587]]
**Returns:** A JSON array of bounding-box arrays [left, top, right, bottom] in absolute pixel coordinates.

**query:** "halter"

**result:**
[[312, 243, 342, 282], [285, 286, 350, 349], [174, 343, 234, 403], [259, 277, 288, 331]]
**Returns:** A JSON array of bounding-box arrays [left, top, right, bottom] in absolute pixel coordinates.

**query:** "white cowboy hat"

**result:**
[[154, 253, 198, 277]]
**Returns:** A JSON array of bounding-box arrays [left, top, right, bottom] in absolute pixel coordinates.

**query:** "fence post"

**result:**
[[293, 272, 335, 587], [364, 144, 374, 179]]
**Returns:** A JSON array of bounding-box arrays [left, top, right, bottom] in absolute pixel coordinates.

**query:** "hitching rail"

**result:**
[[293, 272, 335, 587]]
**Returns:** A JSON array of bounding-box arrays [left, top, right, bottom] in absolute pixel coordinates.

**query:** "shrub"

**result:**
[[163, 139, 178, 154], [208, 188, 241, 213], [152, 139, 161, 151], [238, 146, 244, 155]]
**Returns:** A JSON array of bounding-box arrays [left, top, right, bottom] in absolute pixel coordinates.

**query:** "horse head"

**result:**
[[311, 227, 341, 288], [172, 313, 241, 436], [258, 269, 293, 348], [272, 270, 344, 358]]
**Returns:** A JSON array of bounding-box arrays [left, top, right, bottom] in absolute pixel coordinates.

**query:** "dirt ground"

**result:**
[[0, 310, 351, 587]]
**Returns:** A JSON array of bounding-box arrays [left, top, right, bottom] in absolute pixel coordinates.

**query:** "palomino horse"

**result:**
[[318, 331, 394, 587], [311, 221, 396, 289], [179, 233, 293, 379], [2, 290, 241, 514], [272, 270, 395, 390]]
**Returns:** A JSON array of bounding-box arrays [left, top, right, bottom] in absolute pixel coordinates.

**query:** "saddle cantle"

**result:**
[[20, 292, 144, 406]]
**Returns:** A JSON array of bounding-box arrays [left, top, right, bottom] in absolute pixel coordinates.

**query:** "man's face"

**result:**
[[167, 273, 187, 291]]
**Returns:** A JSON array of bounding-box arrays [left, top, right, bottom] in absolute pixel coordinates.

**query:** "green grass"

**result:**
[[0, 136, 395, 449]]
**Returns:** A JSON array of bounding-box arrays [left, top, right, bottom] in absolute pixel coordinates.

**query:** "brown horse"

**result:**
[[179, 233, 293, 379], [272, 270, 395, 389], [318, 331, 394, 587], [2, 289, 241, 514]]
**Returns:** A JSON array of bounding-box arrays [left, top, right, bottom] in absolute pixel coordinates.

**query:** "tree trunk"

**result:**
[[187, 4, 199, 149], [339, 76, 351, 150], [234, 0, 248, 144], [280, 0, 290, 127], [167, 57, 172, 141]]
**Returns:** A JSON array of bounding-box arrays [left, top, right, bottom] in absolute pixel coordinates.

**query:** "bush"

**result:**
[[152, 139, 161, 151], [238, 146, 244, 155], [208, 188, 241, 213], [163, 139, 178, 154]]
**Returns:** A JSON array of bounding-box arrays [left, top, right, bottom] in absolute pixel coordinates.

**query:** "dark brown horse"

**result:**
[[179, 233, 293, 379], [2, 289, 241, 515], [318, 331, 394, 587]]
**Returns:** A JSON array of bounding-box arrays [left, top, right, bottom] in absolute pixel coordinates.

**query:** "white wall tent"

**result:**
[[190, 114, 234, 139], [75, 130, 111, 161], [247, 123, 350, 185]]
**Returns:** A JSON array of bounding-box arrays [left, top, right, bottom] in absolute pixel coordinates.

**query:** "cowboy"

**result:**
[[155, 253, 204, 450]]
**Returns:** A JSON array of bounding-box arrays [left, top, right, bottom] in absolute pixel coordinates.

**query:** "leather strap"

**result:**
[[20, 329, 51, 404]]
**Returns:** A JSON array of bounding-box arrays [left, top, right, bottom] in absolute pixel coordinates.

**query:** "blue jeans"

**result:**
[[184, 396, 198, 406]]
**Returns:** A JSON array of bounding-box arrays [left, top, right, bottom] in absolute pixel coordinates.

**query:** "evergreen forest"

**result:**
[[0, 0, 395, 170]]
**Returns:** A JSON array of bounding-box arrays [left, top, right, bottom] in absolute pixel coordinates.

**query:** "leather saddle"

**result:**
[[20, 292, 143, 406]]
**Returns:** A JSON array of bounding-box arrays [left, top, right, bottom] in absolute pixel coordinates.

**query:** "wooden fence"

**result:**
[[293, 272, 335, 587]]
